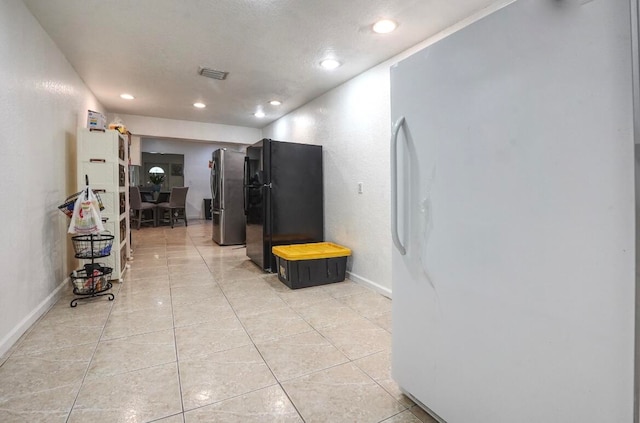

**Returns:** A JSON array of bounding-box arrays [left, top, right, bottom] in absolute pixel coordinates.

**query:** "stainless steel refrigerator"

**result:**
[[211, 148, 245, 245], [391, 0, 636, 422], [244, 139, 323, 271]]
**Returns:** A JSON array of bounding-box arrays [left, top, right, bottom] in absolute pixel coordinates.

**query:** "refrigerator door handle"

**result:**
[[391, 116, 407, 256], [210, 165, 214, 206], [243, 157, 248, 215], [211, 160, 219, 202]]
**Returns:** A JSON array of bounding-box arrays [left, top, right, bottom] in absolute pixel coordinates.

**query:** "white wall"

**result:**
[[141, 138, 246, 220], [0, 0, 104, 357], [113, 113, 260, 144]]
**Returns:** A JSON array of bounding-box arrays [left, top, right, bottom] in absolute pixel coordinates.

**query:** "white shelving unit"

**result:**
[[77, 128, 130, 281]]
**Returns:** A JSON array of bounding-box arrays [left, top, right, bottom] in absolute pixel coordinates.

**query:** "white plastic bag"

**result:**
[[68, 188, 105, 234]]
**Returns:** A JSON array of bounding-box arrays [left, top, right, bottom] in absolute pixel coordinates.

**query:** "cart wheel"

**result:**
[[108, 294, 115, 301], [70, 299, 78, 307]]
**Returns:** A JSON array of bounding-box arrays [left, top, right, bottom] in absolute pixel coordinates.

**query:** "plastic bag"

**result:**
[[108, 116, 127, 133], [68, 188, 105, 234]]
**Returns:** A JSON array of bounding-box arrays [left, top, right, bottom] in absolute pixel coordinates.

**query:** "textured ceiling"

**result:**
[[24, 0, 499, 128]]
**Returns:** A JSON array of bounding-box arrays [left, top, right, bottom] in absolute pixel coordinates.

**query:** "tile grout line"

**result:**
[[223, 300, 308, 422], [171, 228, 203, 421], [167, 227, 202, 418], [170, 265, 187, 421], [64, 281, 120, 423], [203, 237, 309, 422], [173, 225, 234, 420], [117, 231, 186, 422], [129, 223, 400, 422], [238, 273, 405, 420]]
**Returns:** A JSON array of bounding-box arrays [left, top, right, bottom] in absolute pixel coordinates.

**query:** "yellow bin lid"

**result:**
[[272, 242, 351, 261]]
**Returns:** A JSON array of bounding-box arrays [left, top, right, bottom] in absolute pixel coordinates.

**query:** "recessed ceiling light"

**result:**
[[269, 100, 282, 106], [193, 102, 206, 108], [254, 111, 266, 118], [120, 93, 135, 100], [373, 19, 397, 34], [320, 59, 341, 70]]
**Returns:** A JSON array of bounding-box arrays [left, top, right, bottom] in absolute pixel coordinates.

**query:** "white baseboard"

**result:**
[[0, 278, 68, 358], [347, 271, 392, 299]]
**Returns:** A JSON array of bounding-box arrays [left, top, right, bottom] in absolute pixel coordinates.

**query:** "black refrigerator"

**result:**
[[244, 139, 323, 271]]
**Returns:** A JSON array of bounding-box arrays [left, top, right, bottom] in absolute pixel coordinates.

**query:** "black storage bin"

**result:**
[[272, 242, 351, 289]]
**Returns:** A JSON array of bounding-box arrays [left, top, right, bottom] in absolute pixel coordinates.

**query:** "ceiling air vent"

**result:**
[[198, 67, 229, 80]]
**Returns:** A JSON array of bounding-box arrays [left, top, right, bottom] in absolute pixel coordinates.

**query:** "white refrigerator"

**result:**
[[390, 1, 638, 422]]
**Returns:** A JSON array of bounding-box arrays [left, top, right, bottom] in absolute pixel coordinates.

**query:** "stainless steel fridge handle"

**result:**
[[391, 116, 407, 256], [210, 169, 214, 205], [243, 157, 248, 215]]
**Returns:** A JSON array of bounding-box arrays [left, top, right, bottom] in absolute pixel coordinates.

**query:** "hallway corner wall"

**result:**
[[0, 0, 104, 357]]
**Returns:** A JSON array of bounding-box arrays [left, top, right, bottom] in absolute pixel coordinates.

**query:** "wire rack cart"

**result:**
[[60, 175, 116, 307], [69, 233, 115, 307]]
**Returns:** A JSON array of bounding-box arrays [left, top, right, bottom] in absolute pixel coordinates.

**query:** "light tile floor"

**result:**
[[0, 220, 436, 423]]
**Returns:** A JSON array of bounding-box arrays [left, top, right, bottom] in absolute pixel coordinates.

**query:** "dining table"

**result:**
[[141, 191, 170, 204], [140, 191, 171, 226]]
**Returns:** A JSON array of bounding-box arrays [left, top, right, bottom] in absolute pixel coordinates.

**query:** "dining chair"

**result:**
[[157, 187, 189, 228], [156, 191, 171, 203], [129, 186, 157, 229]]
